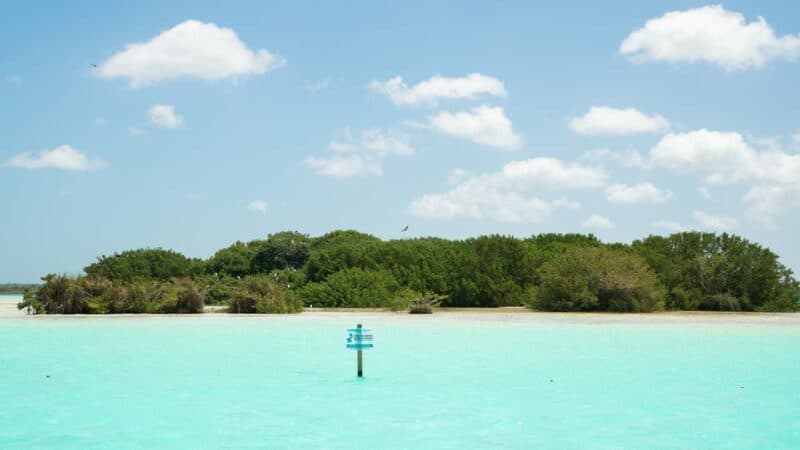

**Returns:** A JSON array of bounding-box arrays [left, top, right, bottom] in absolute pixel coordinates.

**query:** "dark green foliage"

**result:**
[[84, 248, 204, 282], [206, 240, 266, 277], [533, 247, 665, 312], [27, 229, 800, 314], [304, 230, 383, 282], [252, 231, 311, 273], [297, 268, 401, 308], [633, 232, 799, 311], [447, 235, 537, 307]]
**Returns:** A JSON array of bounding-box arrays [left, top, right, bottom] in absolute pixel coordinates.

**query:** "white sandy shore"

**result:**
[[1, 296, 798, 327]]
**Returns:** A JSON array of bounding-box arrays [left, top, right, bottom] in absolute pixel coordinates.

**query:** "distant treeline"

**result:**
[[19, 230, 800, 314], [1, 284, 39, 295]]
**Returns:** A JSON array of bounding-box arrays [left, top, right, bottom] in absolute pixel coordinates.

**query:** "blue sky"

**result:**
[[2, 1, 799, 282]]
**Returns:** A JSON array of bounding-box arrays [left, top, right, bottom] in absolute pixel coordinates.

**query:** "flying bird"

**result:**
[[90, 64, 97, 68], [401, 225, 408, 232]]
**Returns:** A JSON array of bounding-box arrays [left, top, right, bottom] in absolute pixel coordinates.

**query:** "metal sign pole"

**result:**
[[357, 323, 363, 377]]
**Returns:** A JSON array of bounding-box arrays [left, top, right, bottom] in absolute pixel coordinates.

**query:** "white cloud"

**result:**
[[410, 188, 556, 222], [327, 128, 414, 156], [606, 182, 672, 204], [653, 220, 688, 232], [570, 106, 669, 135], [306, 79, 329, 92], [620, 5, 800, 71], [304, 154, 382, 177], [370, 73, 506, 106], [693, 211, 739, 231], [650, 129, 800, 186], [247, 200, 268, 215], [409, 157, 604, 222], [583, 215, 615, 230], [743, 184, 800, 221], [97, 20, 285, 87], [361, 128, 415, 156], [430, 105, 522, 150], [148, 104, 184, 129], [4, 145, 107, 171], [697, 186, 712, 200], [647, 129, 800, 223], [498, 158, 607, 190]]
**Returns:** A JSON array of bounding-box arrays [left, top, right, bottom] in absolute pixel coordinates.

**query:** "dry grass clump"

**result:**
[[408, 292, 445, 314]]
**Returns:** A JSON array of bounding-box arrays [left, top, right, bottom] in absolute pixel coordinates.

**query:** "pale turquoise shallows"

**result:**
[[1, 300, 799, 449]]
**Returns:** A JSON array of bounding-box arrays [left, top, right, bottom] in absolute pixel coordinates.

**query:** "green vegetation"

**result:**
[[85, 248, 205, 281], [533, 247, 665, 312], [19, 230, 800, 314], [18, 274, 203, 314]]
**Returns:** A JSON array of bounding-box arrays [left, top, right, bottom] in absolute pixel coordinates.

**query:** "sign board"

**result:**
[[346, 328, 374, 350]]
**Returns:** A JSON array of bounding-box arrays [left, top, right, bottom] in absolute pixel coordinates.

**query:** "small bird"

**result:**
[[549, 378, 553, 383], [46, 374, 51, 379], [90, 64, 97, 68], [401, 225, 408, 232]]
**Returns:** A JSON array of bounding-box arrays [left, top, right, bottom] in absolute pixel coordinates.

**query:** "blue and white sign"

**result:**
[[346, 328, 374, 350]]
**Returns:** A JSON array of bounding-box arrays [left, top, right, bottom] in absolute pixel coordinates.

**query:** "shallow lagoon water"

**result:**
[[1, 300, 799, 449]]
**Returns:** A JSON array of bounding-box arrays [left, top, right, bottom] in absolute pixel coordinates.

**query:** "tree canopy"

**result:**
[[22, 229, 800, 314]]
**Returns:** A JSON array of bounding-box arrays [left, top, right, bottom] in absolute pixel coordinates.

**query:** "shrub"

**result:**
[[533, 247, 665, 312], [226, 275, 303, 314], [297, 268, 398, 308], [407, 291, 445, 314], [699, 293, 741, 312], [18, 275, 204, 314], [85, 248, 204, 282]]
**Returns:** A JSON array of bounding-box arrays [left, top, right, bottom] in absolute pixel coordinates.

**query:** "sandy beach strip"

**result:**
[[1, 297, 798, 327]]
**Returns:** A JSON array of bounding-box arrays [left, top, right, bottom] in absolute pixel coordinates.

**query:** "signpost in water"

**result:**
[[346, 324, 373, 377]]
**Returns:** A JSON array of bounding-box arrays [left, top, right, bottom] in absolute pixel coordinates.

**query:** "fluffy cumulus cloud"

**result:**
[[148, 104, 184, 129], [370, 73, 506, 106], [429, 105, 522, 150], [646, 129, 800, 221], [570, 106, 670, 135], [97, 20, 285, 87], [583, 215, 615, 230], [304, 154, 382, 177], [620, 5, 800, 71], [693, 211, 739, 231], [409, 157, 604, 222], [247, 200, 268, 215], [605, 182, 672, 204], [4, 145, 107, 171]]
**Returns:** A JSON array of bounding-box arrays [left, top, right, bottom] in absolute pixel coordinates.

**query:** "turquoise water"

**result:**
[[1, 306, 799, 449]]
